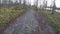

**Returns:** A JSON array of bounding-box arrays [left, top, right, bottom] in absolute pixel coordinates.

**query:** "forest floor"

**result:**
[[2, 9, 56, 34]]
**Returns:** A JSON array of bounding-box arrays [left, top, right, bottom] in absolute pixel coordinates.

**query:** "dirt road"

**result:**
[[4, 9, 56, 34]]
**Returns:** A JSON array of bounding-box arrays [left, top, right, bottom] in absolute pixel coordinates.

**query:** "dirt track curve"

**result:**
[[3, 9, 56, 34]]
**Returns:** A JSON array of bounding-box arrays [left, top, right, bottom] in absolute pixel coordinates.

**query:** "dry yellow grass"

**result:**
[[0, 7, 27, 29]]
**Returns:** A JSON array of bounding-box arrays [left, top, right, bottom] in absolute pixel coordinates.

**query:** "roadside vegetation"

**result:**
[[37, 9, 60, 34], [0, 7, 27, 30]]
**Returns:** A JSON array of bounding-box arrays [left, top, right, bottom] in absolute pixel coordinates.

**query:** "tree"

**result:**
[[52, 0, 56, 14], [8, 0, 13, 4], [15, 0, 18, 4], [0, 0, 1, 7], [7, 0, 13, 8], [2, 0, 7, 4], [33, 0, 38, 9], [43, 0, 45, 9], [0, 0, 1, 4], [23, 0, 26, 6], [19, 0, 21, 5], [45, 1, 47, 8], [33, 0, 38, 10], [36, 0, 38, 8]]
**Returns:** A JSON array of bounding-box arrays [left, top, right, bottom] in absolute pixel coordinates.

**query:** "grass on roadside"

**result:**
[[37, 9, 60, 34], [0, 7, 27, 30]]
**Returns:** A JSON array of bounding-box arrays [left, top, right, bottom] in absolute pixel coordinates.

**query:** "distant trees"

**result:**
[[23, 0, 26, 6], [34, 0, 47, 10], [42, 0, 47, 9], [44, 1, 47, 8], [0, 0, 1, 4], [34, 0, 38, 10], [36, 0, 38, 8], [0, 0, 1, 7], [7, 0, 13, 7], [15, 0, 18, 4], [52, 0, 56, 14], [8, 0, 13, 4], [1, 0, 18, 7], [19, 0, 21, 5], [2, 0, 7, 4], [43, 0, 45, 9]]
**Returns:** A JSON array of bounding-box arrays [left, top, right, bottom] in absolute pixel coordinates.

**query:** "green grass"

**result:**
[[0, 7, 27, 29], [37, 9, 60, 34]]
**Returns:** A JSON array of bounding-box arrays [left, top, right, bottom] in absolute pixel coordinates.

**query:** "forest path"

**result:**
[[4, 9, 56, 34]]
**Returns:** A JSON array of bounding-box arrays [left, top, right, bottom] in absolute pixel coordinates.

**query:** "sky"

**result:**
[[55, 0, 60, 8]]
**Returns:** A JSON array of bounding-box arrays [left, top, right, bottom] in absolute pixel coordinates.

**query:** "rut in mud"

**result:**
[[4, 9, 56, 34]]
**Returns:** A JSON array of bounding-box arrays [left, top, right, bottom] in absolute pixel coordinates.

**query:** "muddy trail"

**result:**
[[3, 9, 56, 34]]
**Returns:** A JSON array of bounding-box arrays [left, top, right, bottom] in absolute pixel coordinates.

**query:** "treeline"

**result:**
[[0, 0, 29, 8], [34, 0, 56, 14]]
